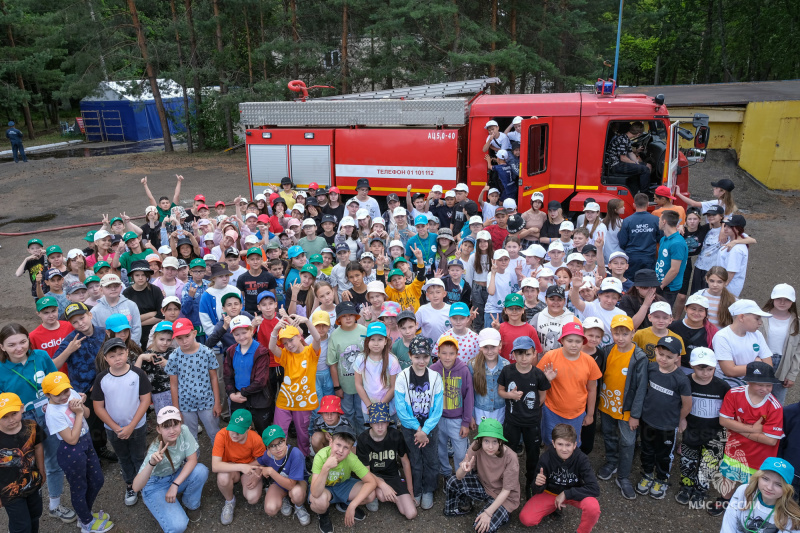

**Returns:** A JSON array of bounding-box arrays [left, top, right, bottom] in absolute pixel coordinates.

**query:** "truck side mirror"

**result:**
[[694, 126, 709, 149]]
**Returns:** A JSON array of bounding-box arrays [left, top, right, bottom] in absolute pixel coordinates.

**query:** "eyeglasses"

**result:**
[[268, 440, 285, 450]]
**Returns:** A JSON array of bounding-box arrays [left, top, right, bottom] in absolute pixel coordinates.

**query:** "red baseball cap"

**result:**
[[654, 185, 675, 199], [197, 204, 208, 210], [309, 182, 319, 190], [257, 214, 270, 224], [328, 186, 340, 194], [194, 194, 206, 202], [215, 201, 226, 207], [318, 395, 344, 414], [172, 318, 195, 338], [559, 322, 587, 343]]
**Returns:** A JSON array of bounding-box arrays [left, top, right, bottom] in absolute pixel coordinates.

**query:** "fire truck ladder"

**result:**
[[314, 77, 501, 100]]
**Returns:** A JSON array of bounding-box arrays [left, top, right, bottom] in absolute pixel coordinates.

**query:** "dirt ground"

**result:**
[[0, 148, 797, 533]]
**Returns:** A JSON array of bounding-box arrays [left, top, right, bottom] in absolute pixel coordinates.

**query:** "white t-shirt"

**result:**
[[581, 300, 626, 347], [485, 132, 511, 151], [416, 303, 452, 341], [228, 266, 245, 286], [507, 130, 521, 144], [712, 326, 773, 379], [530, 308, 576, 352], [353, 353, 402, 415], [486, 269, 517, 314], [694, 226, 722, 271], [603, 222, 623, 263], [44, 390, 89, 441], [357, 197, 382, 221], [717, 243, 748, 297], [482, 202, 498, 223], [766, 316, 791, 356], [720, 484, 795, 533], [583, 222, 608, 243], [699, 199, 723, 214]]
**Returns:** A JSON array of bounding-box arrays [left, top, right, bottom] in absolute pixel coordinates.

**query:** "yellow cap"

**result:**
[[0, 393, 23, 418], [41, 372, 72, 396], [437, 335, 459, 349], [610, 315, 634, 331], [311, 309, 331, 327], [278, 325, 301, 340]]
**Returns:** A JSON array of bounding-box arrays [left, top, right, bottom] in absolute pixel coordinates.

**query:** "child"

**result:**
[[236, 247, 278, 315], [635, 336, 692, 500], [469, 328, 508, 424], [308, 308, 334, 432], [760, 283, 799, 406], [180, 258, 210, 341], [353, 322, 401, 422], [198, 263, 240, 336], [212, 409, 267, 524], [378, 302, 402, 344], [91, 273, 142, 345], [341, 262, 370, 315], [676, 178, 738, 216], [652, 185, 686, 225], [485, 249, 516, 326], [496, 294, 541, 362], [520, 424, 600, 532], [596, 315, 648, 500], [633, 301, 687, 362], [430, 335, 474, 478], [268, 316, 321, 456], [570, 276, 626, 347], [383, 251, 425, 312], [391, 310, 417, 369], [39, 268, 68, 316], [433, 302, 480, 364], [521, 278, 546, 322], [570, 227, 590, 254], [394, 337, 444, 509], [607, 251, 632, 293], [356, 402, 417, 519], [267, 259, 287, 308], [165, 318, 222, 443], [257, 425, 310, 524], [309, 425, 378, 533], [311, 395, 353, 453], [676, 347, 731, 507], [711, 361, 785, 515], [529, 285, 578, 353], [578, 317, 608, 456], [16, 238, 47, 299], [416, 278, 452, 341], [42, 372, 112, 533], [224, 315, 273, 434], [537, 323, 602, 445], [328, 301, 368, 431], [363, 280, 387, 325], [478, 185, 501, 223], [91, 337, 152, 507], [443, 419, 520, 533], [498, 337, 551, 492], [135, 321, 174, 413], [0, 392, 47, 532], [30, 295, 74, 373]]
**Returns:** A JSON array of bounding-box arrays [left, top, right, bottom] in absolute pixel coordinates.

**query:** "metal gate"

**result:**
[[80, 110, 125, 142]]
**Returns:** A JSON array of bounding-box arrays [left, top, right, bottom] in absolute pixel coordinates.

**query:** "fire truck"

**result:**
[[239, 78, 709, 214]]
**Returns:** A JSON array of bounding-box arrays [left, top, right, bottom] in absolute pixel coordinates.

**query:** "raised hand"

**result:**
[[151, 442, 169, 465], [491, 314, 500, 329], [141, 176, 148, 185], [66, 335, 85, 354], [411, 244, 423, 261], [176, 174, 184, 182], [459, 454, 476, 473], [542, 362, 557, 381], [535, 467, 547, 486]]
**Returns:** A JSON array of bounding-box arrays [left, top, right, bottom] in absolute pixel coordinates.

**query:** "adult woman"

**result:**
[[140, 205, 162, 250], [601, 199, 625, 263], [538, 201, 565, 246]]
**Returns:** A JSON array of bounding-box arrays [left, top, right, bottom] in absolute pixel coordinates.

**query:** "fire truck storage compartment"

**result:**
[[333, 128, 462, 194], [246, 129, 333, 196]]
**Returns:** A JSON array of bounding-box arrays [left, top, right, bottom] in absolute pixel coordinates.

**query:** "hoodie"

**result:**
[[532, 446, 599, 501], [198, 285, 242, 335], [430, 358, 474, 427], [91, 294, 142, 345]]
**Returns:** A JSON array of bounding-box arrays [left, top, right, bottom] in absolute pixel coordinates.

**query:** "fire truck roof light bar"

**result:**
[[313, 78, 501, 101]]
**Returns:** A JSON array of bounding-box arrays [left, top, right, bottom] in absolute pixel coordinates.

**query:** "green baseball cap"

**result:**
[[84, 275, 101, 285], [246, 247, 263, 258], [393, 256, 408, 266], [227, 409, 252, 434], [189, 258, 206, 269], [35, 296, 58, 312], [266, 241, 280, 250], [309, 254, 323, 264], [109, 217, 123, 226], [46, 245, 63, 256], [221, 292, 242, 305], [27, 238, 43, 247], [388, 268, 404, 280], [300, 264, 318, 277], [474, 418, 507, 442], [122, 231, 138, 242], [262, 425, 286, 446], [84, 231, 96, 242], [93, 261, 110, 273], [504, 293, 524, 308]]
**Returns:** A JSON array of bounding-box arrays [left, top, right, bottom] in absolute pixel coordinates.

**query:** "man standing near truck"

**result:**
[[605, 122, 651, 195], [618, 193, 661, 278]]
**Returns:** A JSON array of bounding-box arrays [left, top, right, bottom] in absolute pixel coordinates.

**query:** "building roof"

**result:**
[[81, 79, 185, 102], [618, 80, 800, 106]]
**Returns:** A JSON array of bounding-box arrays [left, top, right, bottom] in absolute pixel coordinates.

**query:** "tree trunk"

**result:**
[[509, 0, 517, 93], [289, 0, 299, 79], [260, 1, 268, 82], [185, 0, 205, 150], [490, 0, 497, 92], [341, 0, 348, 93], [212, 0, 235, 147], [716, 0, 734, 82], [128, 0, 173, 151], [170, 0, 193, 154], [653, 54, 660, 85], [1, 1, 35, 140], [449, 0, 460, 81], [694, 0, 714, 84], [244, 6, 254, 89]]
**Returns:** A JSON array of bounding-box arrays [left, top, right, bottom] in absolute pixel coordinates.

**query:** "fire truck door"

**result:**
[[519, 117, 553, 204]]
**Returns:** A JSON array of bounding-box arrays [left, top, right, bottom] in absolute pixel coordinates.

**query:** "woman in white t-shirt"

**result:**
[[759, 284, 800, 405], [716, 214, 749, 297], [580, 202, 607, 245]]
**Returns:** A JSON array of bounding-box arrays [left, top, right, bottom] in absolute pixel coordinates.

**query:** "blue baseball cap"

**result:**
[[365, 322, 387, 338], [367, 402, 391, 424], [257, 290, 276, 304], [153, 321, 174, 334], [462, 236, 476, 246], [449, 302, 470, 318], [287, 245, 305, 259], [105, 313, 131, 333], [447, 259, 465, 269], [512, 337, 536, 351], [760, 457, 795, 485], [414, 215, 428, 226]]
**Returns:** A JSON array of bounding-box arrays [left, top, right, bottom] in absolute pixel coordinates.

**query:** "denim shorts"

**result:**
[[326, 477, 360, 504]]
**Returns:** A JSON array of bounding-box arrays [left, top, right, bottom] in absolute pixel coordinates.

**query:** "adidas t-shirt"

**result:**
[[719, 386, 783, 469]]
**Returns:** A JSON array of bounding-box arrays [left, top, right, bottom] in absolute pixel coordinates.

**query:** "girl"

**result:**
[[173, 236, 200, 263], [92, 338, 152, 507], [363, 280, 387, 325], [521, 244, 545, 279], [465, 231, 494, 331], [140, 205, 162, 250], [676, 179, 737, 216], [123, 261, 165, 343], [469, 329, 508, 426], [581, 202, 607, 244], [336, 217, 363, 262], [64, 250, 88, 286], [539, 203, 565, 246], [87, 231, 113, 270], [504, 235, 525, 283], [287, 264, 317, 318], [134, 321, 174, 413], [760, 284, 800, 405], [322, 186, 345, 224], [307, 310, 333, 435], [312, 281, 337, 325], [495, 294, 541, 363], [602, 198, 625, 262], [433, 230, 458, 273], [701, 266, 737, 328], [674, 207, 709, 317], [147, 253, 163, 280], [284, 245, 306, 293], [102, 313, 143, 361], [379, 302, 403, 344], [356, 209, 372, 244], [716, 215, 749, 297], [132, 406, 209, 533], [388, 241, 406, 264], [486, 250, 515, 328], [555, 266, 573, 291], [579, 317, 608, 455], [269, 197, 289, 233], [670, 292, 718, 371], [354, 322, 402, 420], [443, 419, 520, 533], [153, 257, 185, 298]]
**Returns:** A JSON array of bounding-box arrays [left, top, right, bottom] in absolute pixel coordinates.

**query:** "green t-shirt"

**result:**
[[119, 250, 151, 272], [312, 446, 368, 486], [157, 202, 177, 222], [327, 324, 366, 395], [297, 236, 327, 258], [391, 337, 412, 370], [139, 425, 199, 478]]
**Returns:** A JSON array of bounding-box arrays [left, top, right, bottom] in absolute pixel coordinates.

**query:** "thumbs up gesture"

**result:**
[[535, 467, 547, 486]]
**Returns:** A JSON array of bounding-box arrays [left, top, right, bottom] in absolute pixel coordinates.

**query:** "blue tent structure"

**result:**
[[80, 79, 190, 142]]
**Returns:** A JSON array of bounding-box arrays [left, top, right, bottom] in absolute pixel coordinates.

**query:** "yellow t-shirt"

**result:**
[[598, 345, 634, 421], [385, 278, 423, 313], [279, 190, 296, 210], [276, 344, 320, 411], [633, 327, 686, 362]]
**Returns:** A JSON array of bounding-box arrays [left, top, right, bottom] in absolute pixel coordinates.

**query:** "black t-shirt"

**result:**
[[0, 420, 45, 505], [123, 284, 164, 342], [683, 376, 730, 447], [683, 224, 710, 258], [431, 204, 455, 229], [669, 319, 709, 368], [408, 370, 432, 427], [320, 233, 337, 247], [618, 292, 667, 330], [322, 204, 345, 225], [540, 219, 562, 241], [349, 287, 369, 314], [24, 257, 47, 297], [442, 275, 471, 306], [236, 270, 278, 314], [140, 221, 162, 249], [497, 364, 551, 426], [356, 426, 408, 479], [640, 363, 692, 430]]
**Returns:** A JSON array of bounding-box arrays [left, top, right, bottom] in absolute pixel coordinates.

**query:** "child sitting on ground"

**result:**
[[258, 425, 310, 524]]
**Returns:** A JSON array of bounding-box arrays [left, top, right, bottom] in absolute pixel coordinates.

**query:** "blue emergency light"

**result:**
[[595, 79, 616, 96]]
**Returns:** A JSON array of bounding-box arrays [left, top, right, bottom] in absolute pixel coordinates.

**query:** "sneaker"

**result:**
[[221, 497, 235, 525], [49, 504, 77, 523], [76, 511, 111, 526], [616, 478, 636, 500], [421, 492, 434, 510], [334, 503, 348, 513], [414, 494, 421, 507], [80, 517, 114, 533], [675, 486, 692, 505], [97, 447, 118, 463], [318, 512, 333, 533], [597, 463, 617, 481], [650, 480, 667, 499], [124, 488, 138, 506], [281, 497, 293, 517], [707, 497, 728, 517], [295, 505, 311, 526], [690, 490, 707, 509], [635, 476, 653, 495], [366, 499, 379, 512], [185, 507, 202, 523], [352, 507, 366, 521]]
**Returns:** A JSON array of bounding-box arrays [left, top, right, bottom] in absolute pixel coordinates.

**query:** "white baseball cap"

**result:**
[[455, 183, 470, 193], [371, 218, 385, 227], [422, 278, 445, 291], [245, 212, 258, 220], [484, 120, 499, 129], [93, 229, 111, 242], [388, 240, 404, 250], [771, 283, 796, 302], [521, 277, 538, 289], [296, 191, 307, 198], [445, 190, 456, 198], [493, 249, 510, 260], [158, 245, 172, 255], [548, 241, 565, 252], [537, 267, 555, 279], [729, 299, 772, 317], [204, 232, 215, 242], [690, 347, 717, 367], [522, 244, 546, 258], [582, 317, 605, 331], [293, 204, 305, 214], [302, 218, 316, 227], [203, 253, 216, 261], [503, 199, 517, 210], [478, 328, 501, 347], [476, 230, 491, 241], [496, 149, 509, 160], [567, 253, 585, 264], [244, 235, 259, 244], [393, 207, 407, 217], [161, 296, 181, 308], [512, 116, 523, 125], [360, 251, 375, 261], [366, 281, 385, 295], [100, 274, 122, 286], [469, 215, 484, 225], [488, 188, 500, 196], [340, 216, 355, 227], [431, 185, 444, 193], [649, 301, 672, 315], [685, 292, 710, 309], [532, 192, 545, 202], [580, 278, 595, 291], [162, 256, 180, 269], [559, 221, 574, 232], [254, 193, 267, 202], [67, 248, 85, 260], [584, 202, 601, 212], [608, 251, 629, 262], [599, 277, 623, 294], [356, 208, 369, 220], [230, 315, 252, 331]]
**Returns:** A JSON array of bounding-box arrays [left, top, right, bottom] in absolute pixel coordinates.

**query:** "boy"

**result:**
[[712, 299, 773, 386], [165, 318, 222, 443], [405, 216, 437, 270], [312, 395, 353, 454], [298, 219, 327, 257], [390, 208, 416, 247], [570, 227, 590, 255], [498, 337, 551, 493], [596, 315, 648, 500], [141, 174, 182, 222], [91, 274, 142, 344], [181, 258, 210, 341], [341, 263, 369, 315], [710, 361, 784, 516], [545, 241, 566, 270], [529, 285, 577, 353], [236, 247, 277, 315], [433, 302, 480, 364], [381, 252, 425, 312], [84, 275, 102, 307], [356, 403, 416, 519], [394, 337, 444, 509], [442, 259, 471, 306], [569, 277, 626, 347], [635, 336, 692, 500], [206, 292, 255, 353], [652, 185, 686, 226], [266, 259, 286, 308], [330, 244, 353, 297], [328, 302, 367, 431], [520, 424, 600, 532], [521, 278, 546, 322], [198, 263, 241, 336], [677, 347, 730, 508], [254, 290, 282, 413], [606, 251, 632, 293], [39, 268, 68, 316], [212, 409, 267, 525], [430, 336, 474, 478], [416, 279, 452, 341], [391, 310, 417, 370], [30, 295, 74, 374], [15, 237, 46, 299], [320, 215, 338, 247], [633, 301, 686, 362], [309, 426, 378, 533]]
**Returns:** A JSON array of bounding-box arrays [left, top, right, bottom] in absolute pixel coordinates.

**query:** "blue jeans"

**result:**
[[23, 409, 64, 500], [541, 404, 585, 446], [600, 411, 638, 480], [309, 369, 335, 435], [484, 312, 502, 329], [340, 393, 365, 435], [437, 417, 469, 477], [143, 463, 209, 533]]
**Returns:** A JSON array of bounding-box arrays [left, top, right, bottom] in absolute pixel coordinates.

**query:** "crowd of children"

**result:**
[[2, 173, 799, 533]]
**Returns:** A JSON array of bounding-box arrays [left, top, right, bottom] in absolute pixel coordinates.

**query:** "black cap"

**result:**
[[506, 213, 524, 234], [743, 361, 781, 384], [321, 214, 336, 225], [633, 269, 660, 287], [581, 244, 597, 254], [330, 424, 357, 439], [272, 196, 287, 207], [409, 336, 433, 356], [281, 177, 292, 185], [306, 196, 319, 207], [64, 302, 90, 320], [386, 193, 400, 203], [101, 337, 127, 355], [316, 187, 328, 196], [547, 200, 561, 210], [176, 237, 192, 248], [463, 200, 478, 217], [65, 282, 87, 295], [110, 234, 122, 244], [129, 260, 153, 274], [706, 205, 724, 216], [723, 214, 746, 228], [656, 336, 682, 355], [686, 206, 702, 217], [356, 178, 371, 190], [225, 247, 240, 257], [545, 285, 566, 299], [335, 301, 359, 320], [209, 263, 233, 278], [396, 310, 416, 325], [711, 178, 735, 192]]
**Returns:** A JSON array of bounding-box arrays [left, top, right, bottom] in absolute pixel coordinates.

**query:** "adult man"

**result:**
[[5, 121, 27, 163], [354, 178, 381, 220], [482, 120, 511, 153], [605, 122, 652, 194], [654, 210, 688, 307], [618, 193, 660, 278]]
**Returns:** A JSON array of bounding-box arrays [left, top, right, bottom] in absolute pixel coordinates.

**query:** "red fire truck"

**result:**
[[239, 78, 709, 214]]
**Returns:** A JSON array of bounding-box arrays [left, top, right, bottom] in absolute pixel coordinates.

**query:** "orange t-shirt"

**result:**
[[276, 344, 320, 411], [212, 428, 267, 464], [652, 205, 686, 226], [537, 348, 602, 419]]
